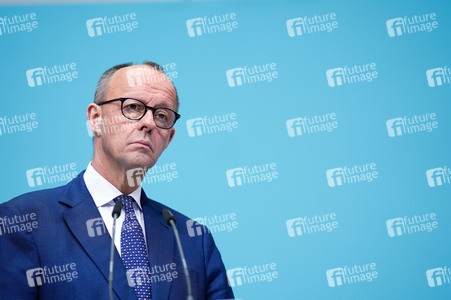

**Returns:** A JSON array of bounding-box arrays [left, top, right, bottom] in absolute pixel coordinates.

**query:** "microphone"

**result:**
[[162, 209, 194, 300], [109, 200, 122, 300]]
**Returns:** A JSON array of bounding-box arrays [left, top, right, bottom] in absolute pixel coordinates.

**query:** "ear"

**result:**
[[87, 103, 103, 137], [163, 128, 175, 151]]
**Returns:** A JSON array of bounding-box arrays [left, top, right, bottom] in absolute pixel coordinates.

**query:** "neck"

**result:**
[[91, 150, 139, 195]]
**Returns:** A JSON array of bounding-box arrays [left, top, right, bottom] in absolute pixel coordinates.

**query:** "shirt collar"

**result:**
[[83, 162, 143, 210]]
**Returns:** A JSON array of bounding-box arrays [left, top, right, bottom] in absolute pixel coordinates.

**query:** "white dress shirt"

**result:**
[[83, 162, 147, 257]]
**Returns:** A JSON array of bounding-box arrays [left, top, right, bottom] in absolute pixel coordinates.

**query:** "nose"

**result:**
[[138, 109, 157, 132]]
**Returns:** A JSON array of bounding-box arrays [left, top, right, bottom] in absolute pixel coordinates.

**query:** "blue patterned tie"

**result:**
[[117, 195, 151, 300]]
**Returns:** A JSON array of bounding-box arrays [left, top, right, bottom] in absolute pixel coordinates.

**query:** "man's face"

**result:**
[[94, 65, 176, 171]]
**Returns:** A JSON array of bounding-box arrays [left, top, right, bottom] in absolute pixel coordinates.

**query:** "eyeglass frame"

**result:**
[[97, 97, 181, 129]]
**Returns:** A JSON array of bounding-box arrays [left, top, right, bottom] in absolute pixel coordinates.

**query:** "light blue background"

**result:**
[[1, 0, 450, 299]]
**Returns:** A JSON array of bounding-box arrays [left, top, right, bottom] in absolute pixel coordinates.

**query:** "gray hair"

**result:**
[[93, 61, 179, 111]]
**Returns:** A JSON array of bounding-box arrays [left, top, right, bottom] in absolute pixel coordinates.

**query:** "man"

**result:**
[[0, 62, 234, 300]]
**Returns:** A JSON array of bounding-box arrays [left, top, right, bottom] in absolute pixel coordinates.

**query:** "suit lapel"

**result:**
[[60, 173, 135, 300], [141, 191, 176, 300]]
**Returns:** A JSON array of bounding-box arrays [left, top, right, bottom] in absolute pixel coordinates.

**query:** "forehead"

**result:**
[[106, 65, 177, 108]]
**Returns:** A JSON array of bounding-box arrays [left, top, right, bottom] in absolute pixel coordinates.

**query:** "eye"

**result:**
[[155, 111, 169, 120]]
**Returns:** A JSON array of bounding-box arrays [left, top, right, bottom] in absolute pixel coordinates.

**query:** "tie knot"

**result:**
[[115, 195, 134, 212]]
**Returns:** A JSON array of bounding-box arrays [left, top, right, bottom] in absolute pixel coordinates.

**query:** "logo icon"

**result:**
[[426, 268, 445, 287], [226, 68, 244, 87], [426, 68, 444, 87], [326, 168, 344, 187], [286, 18, 302, 37], [26, 267, 44, 287], [326, 268, 344, 287], [386, 118, 404, 137], [186, 18, 204, 37], [386, 18, 404, 37], [227, 268, 245, 287], [226, 168, 245, 187], [426, 168, 444, 187], [86, 18, 104, 37], [126, 267, 149, 287], [186, 219, 208, 237], [126, 167, 146, 187], [286, 218, 303, 237], [286, 118, 303, 137], [326, 68, 344, 87], [26, 68, 44, 87], [86, 217, 105, 237], [186, 118, 204, 137], [386, 218, 404, 237], [26, 168, 45, 187]]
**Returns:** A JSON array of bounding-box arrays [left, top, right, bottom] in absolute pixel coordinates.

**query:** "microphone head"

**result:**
[[112, 200, 122, 218], [162, 208, 176, 225]]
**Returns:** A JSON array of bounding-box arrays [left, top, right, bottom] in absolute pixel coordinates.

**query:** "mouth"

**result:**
[[131, 140, 153, 150]]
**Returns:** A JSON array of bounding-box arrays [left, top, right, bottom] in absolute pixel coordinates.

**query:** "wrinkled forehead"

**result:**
[[107, 65, 177, 108]]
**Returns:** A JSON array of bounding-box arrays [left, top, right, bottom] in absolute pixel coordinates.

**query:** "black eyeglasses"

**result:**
[[97, 98, 180, 129]]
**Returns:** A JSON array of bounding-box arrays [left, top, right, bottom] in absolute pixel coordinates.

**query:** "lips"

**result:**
[[132, 140, 152, 150]]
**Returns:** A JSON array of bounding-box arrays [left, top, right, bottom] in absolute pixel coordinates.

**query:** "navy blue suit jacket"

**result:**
[[0, 172, 234, 299]]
